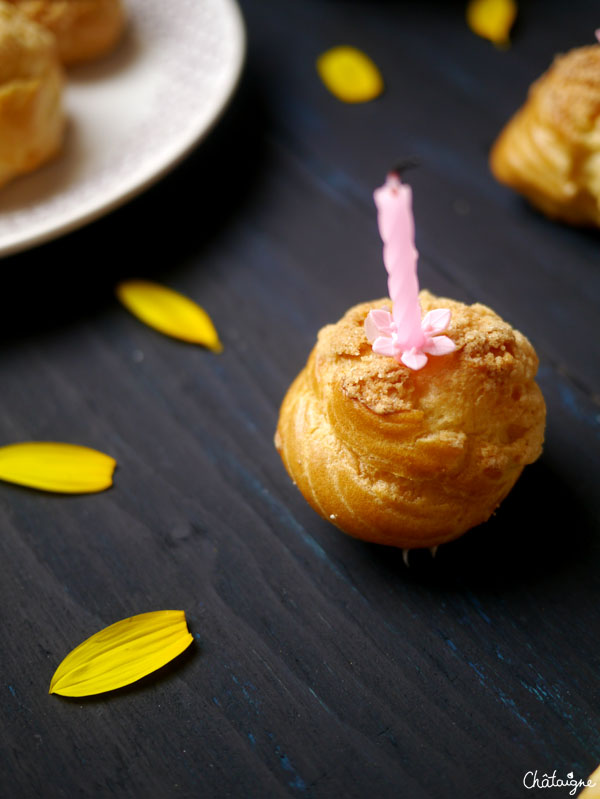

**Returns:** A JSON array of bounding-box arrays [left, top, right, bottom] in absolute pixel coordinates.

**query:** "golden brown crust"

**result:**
[[275, 291, 546, 549], [0, 2, 64, 188], [490, 44, 600, 226], [7, 0, 125, 65]]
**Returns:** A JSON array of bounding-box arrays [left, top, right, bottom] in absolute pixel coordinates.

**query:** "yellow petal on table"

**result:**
[[50, 610, 194, 697], [116, 280, 222, 352], [579, 763, 600, 797], [466, 0, 517, 46], [0, 442, 116, 494], [316, 46, 384, 103]]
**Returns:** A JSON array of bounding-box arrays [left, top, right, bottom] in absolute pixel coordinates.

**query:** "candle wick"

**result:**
[[390, 157, 421, 179]]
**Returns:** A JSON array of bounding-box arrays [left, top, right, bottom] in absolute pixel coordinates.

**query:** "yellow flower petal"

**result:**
[[579, 763, 600, 797], [0, 442, 116, 494], [49, 610, 194, 697], [316, 46, 384, 103], [116, 280, 222, 352], [466, 0, 517, 46]]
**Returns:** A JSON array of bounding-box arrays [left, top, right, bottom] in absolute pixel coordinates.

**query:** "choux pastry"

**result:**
[[275, 292, 546, 549], [7, 0, 125, 65], [0, 1, 64, 188], [275, 175, 546, 550], [490, 41, 600, 227]]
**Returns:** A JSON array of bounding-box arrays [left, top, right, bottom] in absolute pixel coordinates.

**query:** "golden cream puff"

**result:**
[[0, 1, 65, 188], [7, 0, 125, 65], [275, 174, 546, 550], [490, 41, 600, 226]]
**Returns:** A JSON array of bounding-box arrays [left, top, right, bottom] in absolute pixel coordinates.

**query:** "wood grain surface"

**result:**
[[1, 1, 599, 798]]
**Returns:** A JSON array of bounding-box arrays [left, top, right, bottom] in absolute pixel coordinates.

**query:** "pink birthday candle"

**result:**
[[364, 173, 456, 370]]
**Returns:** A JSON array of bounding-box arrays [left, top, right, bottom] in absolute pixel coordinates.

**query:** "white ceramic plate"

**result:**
[[0, 0, 245, 258]]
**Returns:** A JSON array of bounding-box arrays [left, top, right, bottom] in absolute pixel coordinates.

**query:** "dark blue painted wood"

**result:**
[[0, 2, 598, 798]]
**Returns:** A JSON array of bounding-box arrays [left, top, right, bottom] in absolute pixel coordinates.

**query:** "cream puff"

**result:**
[[275, 174, 546, 550], [490, 40, 600, 226], [0, 1, 65, 188], [7, 0, 126, 65]]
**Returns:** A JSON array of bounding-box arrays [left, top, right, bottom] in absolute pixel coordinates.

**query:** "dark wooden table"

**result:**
[[1, 1, 599, 797]]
